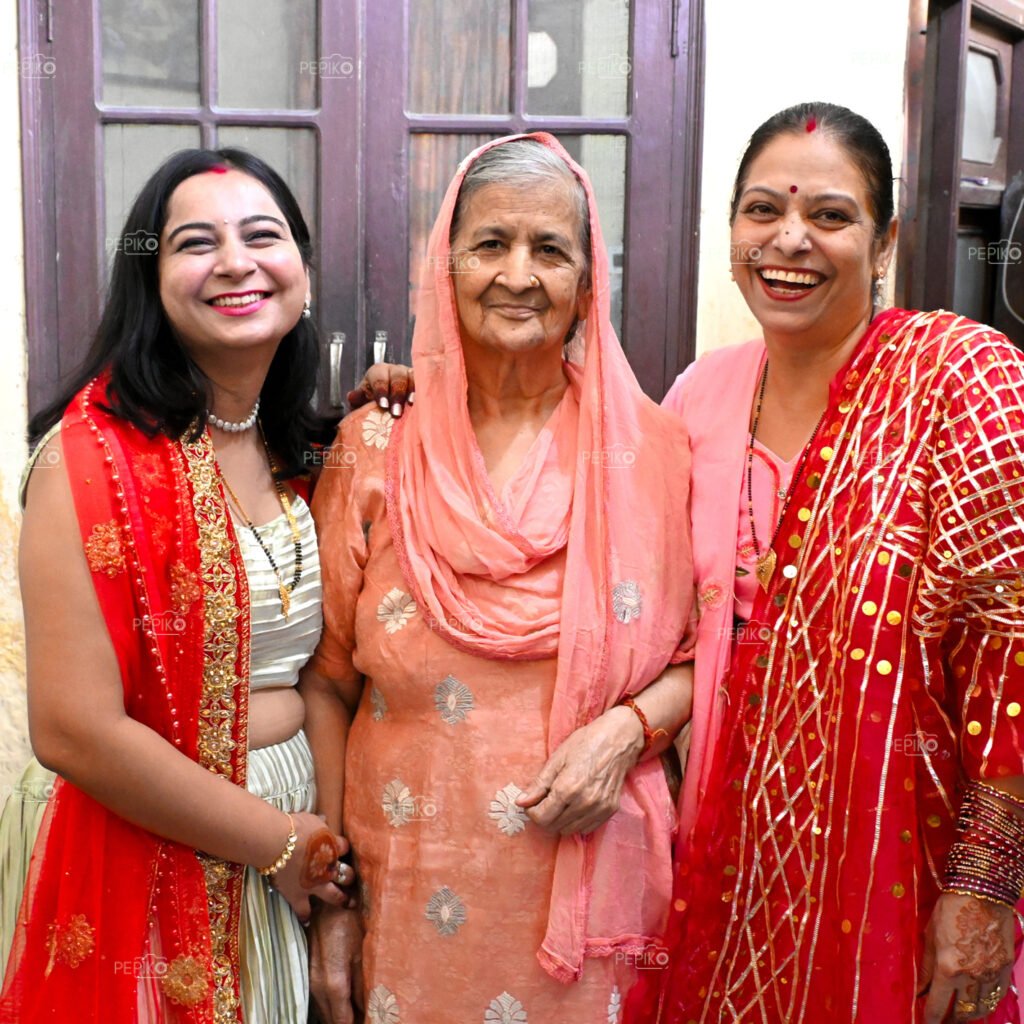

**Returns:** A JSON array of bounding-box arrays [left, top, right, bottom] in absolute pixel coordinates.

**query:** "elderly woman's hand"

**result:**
[[516, 706, 645, 836], [309, 904, 365, 1024], [919, 892, 1015, 1022]]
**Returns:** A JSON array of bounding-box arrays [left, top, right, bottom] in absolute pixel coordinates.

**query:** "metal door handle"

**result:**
[[373, 330, 388, 365], [329, 332, 345, 407]]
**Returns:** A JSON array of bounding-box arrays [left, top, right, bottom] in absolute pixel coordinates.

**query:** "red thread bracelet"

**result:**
[[620, 697, 668, 754]]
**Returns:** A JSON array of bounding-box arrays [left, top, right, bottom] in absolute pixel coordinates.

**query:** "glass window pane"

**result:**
[[408, 1, 511, 114], [216, 127, 319, 238], [529, 0, 630, 118], [104, 124, 201, 268], [217, 0, 318, 109], [963, 49, 1001, 164], [408, 134, 494, 323], [408, 133, 626, 337], [954, 228, 992, 322], [560, 134, 626, 334], [101, 0, 200, 107]]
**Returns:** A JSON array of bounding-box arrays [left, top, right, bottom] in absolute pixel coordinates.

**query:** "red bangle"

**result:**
[[620, 697, 668, 754]]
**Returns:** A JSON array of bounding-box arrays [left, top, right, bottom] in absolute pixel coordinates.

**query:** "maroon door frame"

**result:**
[[363, 0, 705, 401]]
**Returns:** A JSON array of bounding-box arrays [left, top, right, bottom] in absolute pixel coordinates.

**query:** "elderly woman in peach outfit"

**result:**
[[300, 134, 695, 1023]]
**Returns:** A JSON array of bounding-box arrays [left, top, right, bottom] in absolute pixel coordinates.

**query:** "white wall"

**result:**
[[695, 0, 912, 354], [0, 0, 28, 795]]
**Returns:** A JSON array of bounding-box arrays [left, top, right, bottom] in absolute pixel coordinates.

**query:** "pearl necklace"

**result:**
[[208, 398, 260, 433]]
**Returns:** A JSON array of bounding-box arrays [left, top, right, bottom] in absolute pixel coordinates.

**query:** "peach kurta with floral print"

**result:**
[[309, 406, 634, 1024]]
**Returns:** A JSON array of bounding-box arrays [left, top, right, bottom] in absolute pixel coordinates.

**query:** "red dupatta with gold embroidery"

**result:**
[[628, 309, 1024, 1023], [1, 376, 251, 1023]]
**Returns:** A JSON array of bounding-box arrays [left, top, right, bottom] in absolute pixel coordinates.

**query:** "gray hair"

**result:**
[[450, 140, 592, 280]]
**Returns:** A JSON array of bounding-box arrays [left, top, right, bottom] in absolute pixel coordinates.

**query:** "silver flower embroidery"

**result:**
[[489, 783, 528, 837], [377, 588, 417, 634], [424, 886, 467, 936], [382, 779, 416, 827], [371, 686, 388, 721], [362, 408, 394, 450], [484, 992, 528, 1023], [368, 985, 400, 1024], [607, 986, 622, 1023], [434, 675, 475, 724], [612, 580, 642, 624]]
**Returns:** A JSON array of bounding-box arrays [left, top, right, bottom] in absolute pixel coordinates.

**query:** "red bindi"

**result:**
[[790, 185, 798, 194], [206, 165, 229, 174], [806, 118, 817, 133]]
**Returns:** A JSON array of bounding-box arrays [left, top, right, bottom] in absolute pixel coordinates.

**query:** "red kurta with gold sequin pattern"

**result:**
[[628, 309, 1024, 1023]]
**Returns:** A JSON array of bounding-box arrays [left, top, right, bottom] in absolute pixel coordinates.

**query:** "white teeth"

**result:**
[[211, 292, 267, 307], [758, 270, 821, 286]]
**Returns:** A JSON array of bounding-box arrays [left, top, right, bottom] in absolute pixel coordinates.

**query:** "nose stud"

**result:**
[[529, 275, 540, 287]]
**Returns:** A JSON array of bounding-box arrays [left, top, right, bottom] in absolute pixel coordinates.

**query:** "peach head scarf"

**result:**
[[386, 133, 694, 982]]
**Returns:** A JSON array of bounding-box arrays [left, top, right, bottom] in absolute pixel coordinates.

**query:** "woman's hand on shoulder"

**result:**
[[346, 363, 415, 417]]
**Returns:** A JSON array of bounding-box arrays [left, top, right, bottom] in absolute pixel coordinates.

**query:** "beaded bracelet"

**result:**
[[259, 813, 298, 877], [620, 697, 668, 755], [973, 778, 1024, 816]]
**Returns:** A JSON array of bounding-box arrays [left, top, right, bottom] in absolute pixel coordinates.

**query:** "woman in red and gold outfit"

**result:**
[[627, 103, 1024, 1024], [1, 149, 348, 1022]]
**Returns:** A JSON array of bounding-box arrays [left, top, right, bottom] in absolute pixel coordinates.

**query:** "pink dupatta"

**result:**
[[385, 133, 694, 982]]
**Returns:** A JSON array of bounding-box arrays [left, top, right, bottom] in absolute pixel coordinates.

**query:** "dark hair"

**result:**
[[29, 147, 336, 478], [729, 102, 895, 242]]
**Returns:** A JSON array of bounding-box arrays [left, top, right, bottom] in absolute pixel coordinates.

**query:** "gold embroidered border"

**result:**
[[180, 428, 246, 1024]]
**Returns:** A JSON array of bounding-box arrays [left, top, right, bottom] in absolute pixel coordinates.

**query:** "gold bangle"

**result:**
[[259, 813, 298, 877]]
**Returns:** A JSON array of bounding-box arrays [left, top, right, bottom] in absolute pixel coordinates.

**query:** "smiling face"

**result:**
[[157, 169, 309, 361], [730, 131, 896, 345], [449, 177, 592, 359]]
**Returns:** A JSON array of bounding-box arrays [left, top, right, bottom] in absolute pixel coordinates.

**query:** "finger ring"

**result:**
[[955, 998, 978, 1016], [334, 864, 351, 885], [982, 989, 1004, 1011]]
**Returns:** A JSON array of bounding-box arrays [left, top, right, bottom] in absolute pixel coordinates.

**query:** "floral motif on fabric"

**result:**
[[368, 985, 400, 1024], [698, 582, 726, 610], [607, 986, 622, 1023], [44, 913, 95, 972], [362, 409, 394, 451], [434, 675, 474, 724], [170, 559, 202, 614], [84, 520, 126, 578], [424, 886, 467, 936], [370, 686, 388, 721], [612, 580, 642, 624], [132, 451, 165, 490], [488, 783, 528, 837], [382, 779, 416, 827], [159, 954, 210, 1008], [376, 588, 417, 634], [484, 992, 528, 1023]]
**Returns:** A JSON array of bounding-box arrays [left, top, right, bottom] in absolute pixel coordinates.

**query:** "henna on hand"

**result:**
[[953, 900, 1013, 984], [300, 829, 343, 888]]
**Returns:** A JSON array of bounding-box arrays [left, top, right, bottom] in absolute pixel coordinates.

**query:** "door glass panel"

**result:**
[[217, 0, 318, 109], [104, 123, 201, 269], [528, 0, 630, 117], [216, 127, 319, 237], [560, 134, 627, 334], [962, 48, 1001, 164], [101, 0, 200, 107], [408, 1, 511, 114], [408, 134, 494, 324], [408, 133, 626, 336], [954, 227, 992, 321]]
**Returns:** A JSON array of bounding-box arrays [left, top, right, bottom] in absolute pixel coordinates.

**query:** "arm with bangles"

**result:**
[[21, 437, 347, 921], [516, 662, 694, 836], [918, 332, 1024, 1024]]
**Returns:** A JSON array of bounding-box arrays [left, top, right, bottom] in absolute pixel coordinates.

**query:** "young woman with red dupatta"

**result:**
[[626, 103, 1024, 1024], [0, 149, 349, 1022]]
